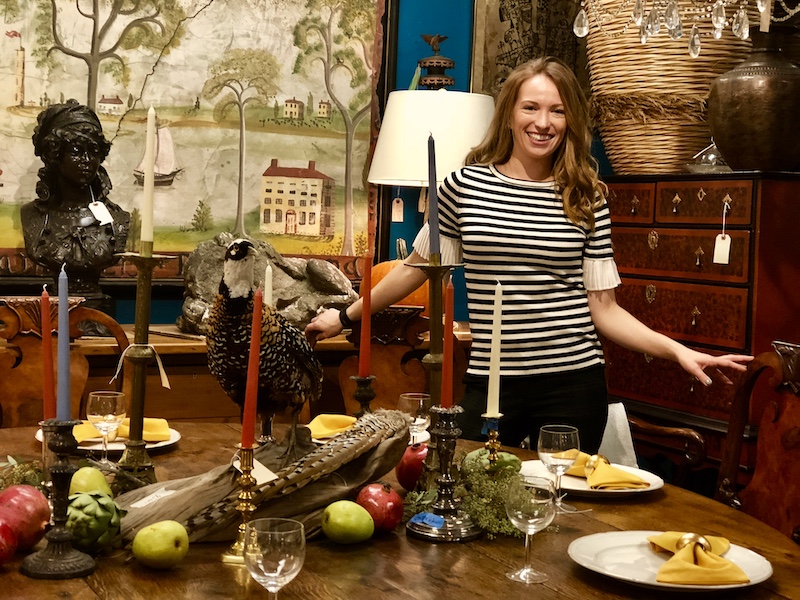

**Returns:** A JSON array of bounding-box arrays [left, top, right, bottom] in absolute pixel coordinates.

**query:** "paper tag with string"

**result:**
[[110, 343, 172, 389], [88, 201, 114, 225], [713, 199, 731, 265], [391, 197, 404, 222], [233, 455, 278, 485]]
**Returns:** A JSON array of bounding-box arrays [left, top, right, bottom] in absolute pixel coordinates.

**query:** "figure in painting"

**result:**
[[21, 100, 130, 328]]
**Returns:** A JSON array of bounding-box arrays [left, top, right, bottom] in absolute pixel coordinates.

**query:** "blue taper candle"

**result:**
[[428, 134, 440, 255], [57, 264, 71, 420]]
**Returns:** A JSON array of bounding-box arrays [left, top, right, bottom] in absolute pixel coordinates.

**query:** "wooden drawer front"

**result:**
[[606, 182, 655, 223], [605, 343, 739, 422], [655, 180, 753, 225], [612, 228, 750, 283], [616, 278, 749, 348]]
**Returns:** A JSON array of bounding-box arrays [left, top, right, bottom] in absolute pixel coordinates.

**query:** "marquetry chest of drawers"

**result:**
[[603, 174, 800, 472]]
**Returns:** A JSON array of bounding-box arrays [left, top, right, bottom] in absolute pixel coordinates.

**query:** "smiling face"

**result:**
[[506, 73, 567, 178]]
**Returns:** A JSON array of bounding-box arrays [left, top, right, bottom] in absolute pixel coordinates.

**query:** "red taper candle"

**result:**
[[41, 284, 56, 420], [241, 288, 263, 447], [440, 280, 455, 408], [357, 255, 372, 377]]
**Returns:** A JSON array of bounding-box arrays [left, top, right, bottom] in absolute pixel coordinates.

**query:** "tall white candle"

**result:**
[[263, 263, 273, 306], [486, 281, 502, 417], [141, 105, 156, 244], [56, 265, 71, 421]]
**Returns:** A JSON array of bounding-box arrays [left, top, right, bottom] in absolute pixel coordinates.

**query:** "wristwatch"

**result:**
[[339, 306, 354, 329]]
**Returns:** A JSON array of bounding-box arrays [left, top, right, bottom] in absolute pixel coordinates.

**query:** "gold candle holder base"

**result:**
[[406, 405, 482, 543], [221, 444, 258, 564], [351, 375, 376, 417], [481, 413, 504, 468]]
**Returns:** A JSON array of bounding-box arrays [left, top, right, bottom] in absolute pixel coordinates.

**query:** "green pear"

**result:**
[[69, 466, 113, 496], [321, 500, 374, 544], [132, 520, 190, 569]]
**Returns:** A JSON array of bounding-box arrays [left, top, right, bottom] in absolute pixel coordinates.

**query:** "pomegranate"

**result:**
[[0, 522, 17, 565], [394, 442, 428, 491], [0, 485, 51, 551], [355, 482, 404, 532]]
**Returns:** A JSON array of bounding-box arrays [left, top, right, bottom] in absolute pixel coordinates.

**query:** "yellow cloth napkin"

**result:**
[[117, 418, 171, 442], [648, 531, 750, 585], [307, 414, 357, 439], [564, 451, 650, 490], [72, 421, 104, 444]]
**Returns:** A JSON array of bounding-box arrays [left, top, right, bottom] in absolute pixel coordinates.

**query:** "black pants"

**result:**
[[457, 365, 609, 454]]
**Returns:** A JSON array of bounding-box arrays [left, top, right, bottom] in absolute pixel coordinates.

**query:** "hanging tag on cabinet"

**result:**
[[89, 201, 114, 225], [391, 197, 404, 222], [713, 199, 731, 264]]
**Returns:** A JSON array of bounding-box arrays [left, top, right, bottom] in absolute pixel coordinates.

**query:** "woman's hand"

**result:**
[[304, 308, 344, 346], [674, 347, 753, 386]]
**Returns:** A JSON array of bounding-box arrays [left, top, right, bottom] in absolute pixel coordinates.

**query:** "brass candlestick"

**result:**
[[482, 414, 503, 467], [21, 419, 96, 579], [351, 375, 377, 417], [406, 405, 482, 542], [114, 250, 175, 492], [221, 444, 258, 564]]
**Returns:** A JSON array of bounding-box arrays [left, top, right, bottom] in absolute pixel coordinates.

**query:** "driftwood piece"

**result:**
[[116, 410, 410, 542]]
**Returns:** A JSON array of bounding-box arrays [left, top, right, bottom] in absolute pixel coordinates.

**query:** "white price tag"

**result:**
[[713, 233, 731, 265], [88, 201, 114, 225], [130, 487, 176, 508], [233, 456, 278, 486], [391, 197, 404, 222]]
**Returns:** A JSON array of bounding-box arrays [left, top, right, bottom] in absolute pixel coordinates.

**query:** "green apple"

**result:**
[[69, 466, 113, 496], [321, 500, 374, 544], [132, 520, 190, 569]]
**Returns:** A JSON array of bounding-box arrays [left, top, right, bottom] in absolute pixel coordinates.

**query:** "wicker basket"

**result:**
[[586, 1, 755, 174]]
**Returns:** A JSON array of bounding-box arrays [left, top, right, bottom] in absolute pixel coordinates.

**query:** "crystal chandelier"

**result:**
[[573, 0, 800, 57]]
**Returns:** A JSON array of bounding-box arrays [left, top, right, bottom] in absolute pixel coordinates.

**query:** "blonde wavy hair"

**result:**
[[465, 57, 606, 229]]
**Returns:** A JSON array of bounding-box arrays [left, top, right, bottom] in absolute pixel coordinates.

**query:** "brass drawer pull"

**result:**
[[696, 188, 707, 202], [691, 306, 701, 327], [644, 353, 654, 363], [695, 246, 705, 267], [672, 193, 682, 214], [631, 195, 640, 216], [646, 284, 657, 304], [648, 230, 659, 250]]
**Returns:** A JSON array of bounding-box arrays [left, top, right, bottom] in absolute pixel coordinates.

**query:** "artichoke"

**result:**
[[462, 448, 522, 474], [66, 491, 125, 553]]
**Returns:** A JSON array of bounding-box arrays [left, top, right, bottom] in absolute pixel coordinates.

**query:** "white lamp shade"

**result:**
[[367, 89, 495, 186]]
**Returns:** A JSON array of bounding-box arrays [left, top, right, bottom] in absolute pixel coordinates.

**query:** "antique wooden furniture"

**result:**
[[0, 297, 129, 427], [3, 422, 800, 599], [716, 341, 800, 543], [603, 173, 800, 476]]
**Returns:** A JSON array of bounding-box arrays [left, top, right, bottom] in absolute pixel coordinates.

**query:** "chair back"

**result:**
[[715, 341, 800, 544]]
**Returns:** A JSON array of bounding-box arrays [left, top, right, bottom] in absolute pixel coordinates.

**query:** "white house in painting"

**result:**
[[317, 100, 332, 119], [259, 159, 335, 237], [283, 97, 305, 120], [98, 95, 124, 115]]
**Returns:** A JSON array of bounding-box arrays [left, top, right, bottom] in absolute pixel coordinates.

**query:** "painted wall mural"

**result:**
[[0, 0, 382, 279]]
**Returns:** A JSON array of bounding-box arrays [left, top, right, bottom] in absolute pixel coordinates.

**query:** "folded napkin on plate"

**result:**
[[307, 414, 357, 439], [648, 531, 750, 585], [73, 418, 171, 443], [564, 451, 650, 490]]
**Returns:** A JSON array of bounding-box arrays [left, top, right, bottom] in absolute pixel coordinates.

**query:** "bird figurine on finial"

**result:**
[[421, 34, 448, 55]]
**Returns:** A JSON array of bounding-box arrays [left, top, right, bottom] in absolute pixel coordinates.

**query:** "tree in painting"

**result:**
[[293, 0, 374, 256], [32, 0, 187, 110], [201, 48, 281, 237]]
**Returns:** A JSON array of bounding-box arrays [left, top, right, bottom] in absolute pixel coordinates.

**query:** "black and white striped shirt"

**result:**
[[413, 164, 621, 377]]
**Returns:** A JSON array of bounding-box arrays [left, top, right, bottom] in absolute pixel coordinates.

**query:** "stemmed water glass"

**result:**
[[537, 424, 582, 514], [244, 518, 305, 599], [85, 390, 126, 465], [397, 392, 431, 444], [504, 475, 556, 584]]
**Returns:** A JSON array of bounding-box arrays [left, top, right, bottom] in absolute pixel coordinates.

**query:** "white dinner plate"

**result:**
[[519, 460, 664, 497], [568, 530, 773, 591], [36, 428, 181, 453]]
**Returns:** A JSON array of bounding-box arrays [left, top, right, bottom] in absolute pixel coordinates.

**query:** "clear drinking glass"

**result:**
[[85, 390, 126, 465], [397, 392, 431, 444], [244, 518, 305, 599], [537, 424, 582, 514], [504, 474, 556, 583]]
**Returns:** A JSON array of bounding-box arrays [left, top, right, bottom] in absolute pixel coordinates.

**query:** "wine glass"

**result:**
[[504, 475, 556, 584], [244, 517, 305, 599], [397, 392, 431, 444], [537, 424, 583, 514], [85, 390, 126, 465]]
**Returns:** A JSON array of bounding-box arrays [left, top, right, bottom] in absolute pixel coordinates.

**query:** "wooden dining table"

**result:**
[[2, 421, 799, 599]]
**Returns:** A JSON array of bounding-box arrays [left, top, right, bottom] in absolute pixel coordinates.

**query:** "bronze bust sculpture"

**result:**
[[21, 100, 130, 326]]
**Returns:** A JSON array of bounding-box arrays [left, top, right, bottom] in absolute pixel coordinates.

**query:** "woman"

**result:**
[[305, 57, 751, 452], [21, 100, 130, 298]]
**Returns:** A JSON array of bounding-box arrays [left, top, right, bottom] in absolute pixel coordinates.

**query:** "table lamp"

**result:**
[[367, 89, 494, 543]]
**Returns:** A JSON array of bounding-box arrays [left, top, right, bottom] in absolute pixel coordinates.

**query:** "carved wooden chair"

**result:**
[[715, 341, 800, 543], [0, 297, 129, 427]]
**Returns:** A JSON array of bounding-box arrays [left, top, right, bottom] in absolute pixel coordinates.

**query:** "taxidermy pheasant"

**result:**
[[206, 239, 323, 462]]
